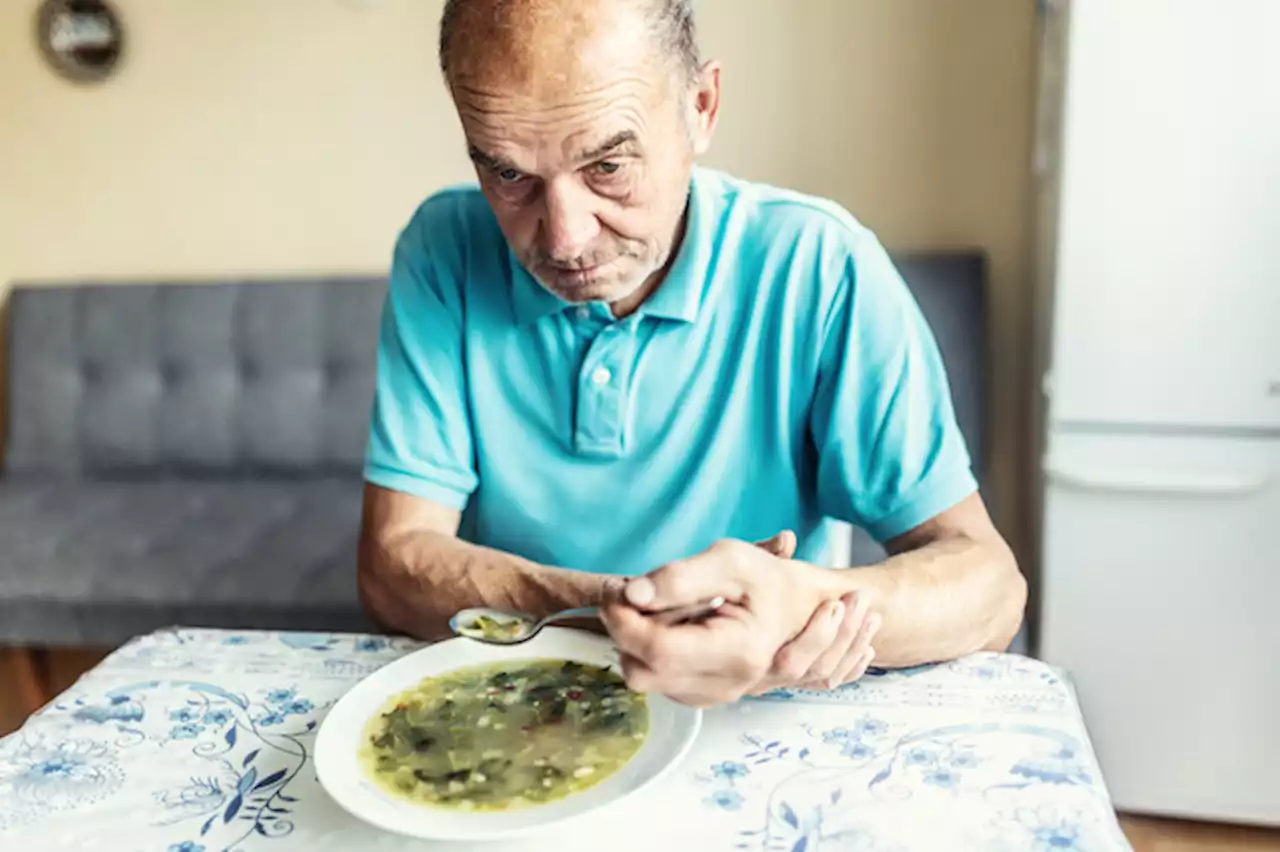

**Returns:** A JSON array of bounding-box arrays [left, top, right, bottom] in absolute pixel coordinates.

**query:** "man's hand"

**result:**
[[748, 532, 881, 694], [600, 537, 834, 707], [754, 590, 881, 694]]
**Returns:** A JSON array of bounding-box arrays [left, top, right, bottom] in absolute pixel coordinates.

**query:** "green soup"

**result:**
[[359, 658, 649, 811]]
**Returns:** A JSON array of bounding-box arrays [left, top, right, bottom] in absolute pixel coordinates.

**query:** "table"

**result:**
[[0, 628, 1133, 851]]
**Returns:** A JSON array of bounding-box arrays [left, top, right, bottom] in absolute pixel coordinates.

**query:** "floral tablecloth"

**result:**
[[0, 628, 1132, 851]]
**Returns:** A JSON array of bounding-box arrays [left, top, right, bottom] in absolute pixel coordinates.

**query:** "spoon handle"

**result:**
[[540, 606, 601, 626], [541, 597, 724, 629], [650, 596, 726, 626]]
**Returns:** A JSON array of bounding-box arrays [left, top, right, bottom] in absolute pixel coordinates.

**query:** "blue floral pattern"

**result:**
[[3, 737, 125, 814], [692, 656, 1130, 851], [0, 631, 1130, 851], [712, 762, 751, 781], [706, 788, 746, 811], [815, 715, 891, 760]]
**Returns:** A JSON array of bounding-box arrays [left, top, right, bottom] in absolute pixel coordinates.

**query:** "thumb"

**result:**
[[624, 549, 747, 612], [754, 529, 797, 560]]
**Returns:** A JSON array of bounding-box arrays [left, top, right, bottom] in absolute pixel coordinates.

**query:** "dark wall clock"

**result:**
[[36, 0, 125, 84]]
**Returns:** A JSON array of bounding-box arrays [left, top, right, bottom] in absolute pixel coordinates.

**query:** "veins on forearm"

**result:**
[[363, 531, 607, 640], [829, 534, 1024, 668]]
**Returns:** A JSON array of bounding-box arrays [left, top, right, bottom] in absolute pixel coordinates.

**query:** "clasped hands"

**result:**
[[599, 532, 881, 708]]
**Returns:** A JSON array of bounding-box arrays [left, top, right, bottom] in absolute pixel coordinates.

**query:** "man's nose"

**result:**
[[541, 179, 601, 263]]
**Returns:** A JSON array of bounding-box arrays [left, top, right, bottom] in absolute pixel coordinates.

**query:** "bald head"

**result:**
[[438, 0, 699, 87]]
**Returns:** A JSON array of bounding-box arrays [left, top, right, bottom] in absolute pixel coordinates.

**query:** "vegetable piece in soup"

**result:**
[[456, 614, 527, 642], [358, 658, 648, 811]]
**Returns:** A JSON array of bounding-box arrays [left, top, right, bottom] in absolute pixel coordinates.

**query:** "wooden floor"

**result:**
[[1120, 815, 1280, 851], [1, 648, 1277, 850], [0, 646, 112, 736]]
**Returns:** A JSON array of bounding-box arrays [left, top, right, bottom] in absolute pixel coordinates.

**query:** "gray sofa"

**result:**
[[0, 279, 386, 645], [0, 253, 996, 648]]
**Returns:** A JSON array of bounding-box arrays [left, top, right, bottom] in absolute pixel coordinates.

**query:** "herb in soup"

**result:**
[[457, 614, 527, 642], [359, 658, 648, 811]]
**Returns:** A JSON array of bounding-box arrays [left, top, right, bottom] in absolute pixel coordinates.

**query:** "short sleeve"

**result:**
[[810, 232, 978, 542], [362, 212, 478, 509]]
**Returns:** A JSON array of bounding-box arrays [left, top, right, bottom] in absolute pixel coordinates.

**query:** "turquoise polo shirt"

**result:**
[[364, 166, 976, 574]]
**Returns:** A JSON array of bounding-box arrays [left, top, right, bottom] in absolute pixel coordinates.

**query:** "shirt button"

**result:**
[[591, 367, 612, 386], [576, 306, 591, 320]]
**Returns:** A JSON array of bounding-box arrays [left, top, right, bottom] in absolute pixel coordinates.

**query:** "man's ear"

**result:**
[[688, 59, 722, 156]]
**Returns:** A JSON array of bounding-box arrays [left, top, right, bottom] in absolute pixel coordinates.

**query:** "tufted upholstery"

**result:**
[[1, 278, 387, 645], [5, 279, 385, 477], [0, 257, 1000, 649]]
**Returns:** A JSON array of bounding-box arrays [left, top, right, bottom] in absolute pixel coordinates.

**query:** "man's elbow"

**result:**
[[983, 538, 1028, 653], [357, 532, 406, 634]]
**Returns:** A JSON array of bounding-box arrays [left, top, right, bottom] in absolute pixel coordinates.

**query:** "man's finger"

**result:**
[[832, 645, 877, 687], [599, 576, 627, 607], [825, 614, 881, 688], [848, 610, 882, 661], [620, 651, 746, 706], [618, 652, 660, 692], [601, 600, 665, 660], [605, 599, 755, 674], [620, 653, 733, 704], [622, 549, 746, 612], [754, 530, 797, 560], [803, 591, 865, 684], [757, 598, 843, 690]]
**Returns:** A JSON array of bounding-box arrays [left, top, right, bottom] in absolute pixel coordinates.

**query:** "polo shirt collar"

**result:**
[[509, 251, 567, 325], [509, 166, 715, 326]]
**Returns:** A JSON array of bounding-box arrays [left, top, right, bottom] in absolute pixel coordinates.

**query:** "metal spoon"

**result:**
[[449, 596, 727, 646]]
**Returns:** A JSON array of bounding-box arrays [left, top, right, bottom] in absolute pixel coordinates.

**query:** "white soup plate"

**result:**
[[314, 626, 701, 843]]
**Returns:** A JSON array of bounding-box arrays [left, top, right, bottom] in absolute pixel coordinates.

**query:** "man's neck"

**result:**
[[608, 200, 691, 320]]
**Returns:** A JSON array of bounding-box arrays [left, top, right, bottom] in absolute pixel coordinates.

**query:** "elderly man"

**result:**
[[357, 0, 1026, 708]]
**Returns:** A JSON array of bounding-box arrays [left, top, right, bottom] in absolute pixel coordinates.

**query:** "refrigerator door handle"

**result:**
[[1043, 459, 1271, 497]]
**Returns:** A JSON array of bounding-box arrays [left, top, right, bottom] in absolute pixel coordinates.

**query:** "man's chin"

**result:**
[[539, 271, 643, 306]]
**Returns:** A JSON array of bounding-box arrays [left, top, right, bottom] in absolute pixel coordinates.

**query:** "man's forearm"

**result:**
[[814, 534, 1026, 668], [358, 530, 612, 641]]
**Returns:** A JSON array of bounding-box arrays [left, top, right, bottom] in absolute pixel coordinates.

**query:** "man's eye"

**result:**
[[497, 168, 523, 183], [593, 161, 622, 176]]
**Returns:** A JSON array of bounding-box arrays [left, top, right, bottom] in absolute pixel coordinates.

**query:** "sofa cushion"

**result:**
[[3, 278, 386, 477], [0, 478, 376, 645]]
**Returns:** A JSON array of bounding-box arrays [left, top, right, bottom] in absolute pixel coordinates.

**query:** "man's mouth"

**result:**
[[545, 260, 612, 281]]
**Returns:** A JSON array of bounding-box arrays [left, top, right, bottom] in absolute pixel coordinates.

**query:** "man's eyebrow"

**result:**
[[576, 131, 639, 162], [467, 145, 517, 173], [467, 132, 638, 174]]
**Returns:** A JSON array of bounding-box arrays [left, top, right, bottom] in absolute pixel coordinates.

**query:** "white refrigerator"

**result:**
[[1031, 0, 1280, 826]]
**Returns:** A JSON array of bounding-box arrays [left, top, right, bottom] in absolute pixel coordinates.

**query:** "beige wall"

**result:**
[[0, 0, 1037, 557]]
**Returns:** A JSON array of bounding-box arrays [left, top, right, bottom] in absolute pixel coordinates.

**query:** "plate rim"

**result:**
[[313, 627, 701, 842]]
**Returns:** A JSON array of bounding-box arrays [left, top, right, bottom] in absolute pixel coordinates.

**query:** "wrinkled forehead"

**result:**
[[454, 78, 665, 167], [450, 34, 674, 169]]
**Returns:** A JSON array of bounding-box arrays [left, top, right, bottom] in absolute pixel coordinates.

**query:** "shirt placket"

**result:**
[[574, 317, 636, 457]]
